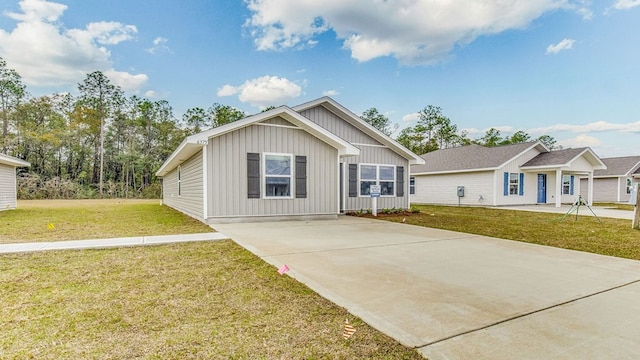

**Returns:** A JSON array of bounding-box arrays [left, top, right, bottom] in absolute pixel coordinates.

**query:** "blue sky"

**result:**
[[0, 0, 639, 157]]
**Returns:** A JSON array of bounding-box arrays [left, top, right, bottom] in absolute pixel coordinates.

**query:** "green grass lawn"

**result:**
[[1, 200, 422, 359], [0, 199, 213, 243], [0, 241, 421, 359], [376, 205, 640, 261]]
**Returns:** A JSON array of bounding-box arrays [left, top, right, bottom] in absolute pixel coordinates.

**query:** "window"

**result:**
[[562, 175, 574, 195], [359, 164, 395, 196], [177, 166, 181, 196], [264, 153, 292, 198], [509, 173, 519, 195], [410, 176, 416, 195], [627, 178, 633, 194]]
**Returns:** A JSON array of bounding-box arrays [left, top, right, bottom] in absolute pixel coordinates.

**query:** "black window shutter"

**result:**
[[348, 164, 358, 197], [247, 153, 260, 198], [396, 166, 404, 197], [295, 156, 307, 198]]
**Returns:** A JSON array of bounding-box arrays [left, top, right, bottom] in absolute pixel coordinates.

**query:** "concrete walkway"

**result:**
[[0, 232, 229, 254], [213, 217, 640, 359]]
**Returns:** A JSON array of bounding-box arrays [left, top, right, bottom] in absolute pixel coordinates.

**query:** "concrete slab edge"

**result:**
[[415, 277, 640, 351], [231, 237, 424, 349]]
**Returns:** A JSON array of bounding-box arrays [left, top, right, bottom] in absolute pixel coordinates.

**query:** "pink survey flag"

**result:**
[[277, 264, 290, 275]]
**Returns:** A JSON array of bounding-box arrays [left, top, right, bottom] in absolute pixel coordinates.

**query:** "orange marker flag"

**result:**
[[47, 223, 55, 230], [343, 319, 356, 339], [277, 264, 290, 275]]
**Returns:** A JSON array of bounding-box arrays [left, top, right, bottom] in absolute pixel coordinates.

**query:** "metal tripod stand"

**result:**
[[558, 195, 602, 224]]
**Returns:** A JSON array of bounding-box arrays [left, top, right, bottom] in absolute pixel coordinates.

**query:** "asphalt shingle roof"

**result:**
[[594, 156, 640, 176], [412, 141, 539, 173], [520, 147, 588, 167]]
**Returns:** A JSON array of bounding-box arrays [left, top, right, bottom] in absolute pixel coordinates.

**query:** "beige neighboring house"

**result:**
[[579, 156, 640, 203], [156, 97, 424, 223], [410, 141, 606, 208], [0, 153, 30, 211]]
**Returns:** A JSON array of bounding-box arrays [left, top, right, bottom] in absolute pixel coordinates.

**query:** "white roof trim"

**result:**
[[0, 153, 30, 167], [293, 97, 425, 165], [156, 106, 360, 177], [497, 141, 549, 169]]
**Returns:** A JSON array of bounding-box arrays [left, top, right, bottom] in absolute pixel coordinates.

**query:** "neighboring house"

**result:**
[[156, 97, 424, 223], [410, 141, 606, 207], [0, 153, 30, 211], [579, 156, 640, 203]]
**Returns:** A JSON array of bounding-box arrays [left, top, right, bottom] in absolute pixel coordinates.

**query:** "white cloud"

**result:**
[[546, 38, 575, 54], [528, 120, 640, 134], [144, 90, 159, 98], [217, 75, 302, 108], [614, 0, 640, 9], [322, 89, 339, 96], [146, 36, 172, 54], [104, 70, 148, 92], [558, 134, 602, 148], [0, 0, 146, 91], [401, 112, 420, 123], [244, 0, 579, 65]]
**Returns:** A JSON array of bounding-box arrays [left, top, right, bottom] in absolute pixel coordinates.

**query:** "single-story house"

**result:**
[[410, 141, 606, 207], [156, 97, 424, 223], [579, 156, 640, 203], [0, 153, 30, 211]]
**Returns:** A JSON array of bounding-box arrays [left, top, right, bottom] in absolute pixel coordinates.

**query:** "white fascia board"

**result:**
[[0, 154, 30, 167], [293, 97, 424, 164], [156, 105, 360, 177]]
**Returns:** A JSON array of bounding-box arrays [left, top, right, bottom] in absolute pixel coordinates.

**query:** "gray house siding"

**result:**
[[206, 120, 339, 219], [0, 163, 17, 211], [162, 151, 204, 220], [300, 105, 411, 211], [580, 177, 619, 202]]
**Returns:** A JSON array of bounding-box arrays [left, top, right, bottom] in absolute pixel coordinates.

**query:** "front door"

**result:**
[[537, 174, 547, 203]]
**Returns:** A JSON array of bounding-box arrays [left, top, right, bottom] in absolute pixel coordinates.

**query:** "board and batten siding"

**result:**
[[162, 151, 204, 221], [0, 163, 17, 211], [411, 171, 495, 206], [299, 106, 382, 145], [299, 105, 410, 210], [206, 120, 339, 219], [342, 145, 410, 211]]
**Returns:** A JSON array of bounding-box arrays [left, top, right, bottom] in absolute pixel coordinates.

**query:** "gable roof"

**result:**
[[520, 147, 606, 170], [411, 141, 546, 174], [592, 156, 640, 177], [0, 153, 30, 167], [292, 97, 425, 165], [156, 105, 360, 177]]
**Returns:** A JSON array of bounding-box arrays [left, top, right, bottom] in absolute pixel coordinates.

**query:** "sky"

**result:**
[[0, 0, 639, 157]]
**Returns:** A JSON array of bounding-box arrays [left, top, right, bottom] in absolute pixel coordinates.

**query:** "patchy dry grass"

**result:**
[[0, 241, 422, 359], [370, 205, 640, 261], [593, 202, 635, 211], [0, 200, 213, 244]]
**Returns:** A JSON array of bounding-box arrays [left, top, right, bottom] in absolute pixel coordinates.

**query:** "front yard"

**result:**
[[0, 200, 422, 359]]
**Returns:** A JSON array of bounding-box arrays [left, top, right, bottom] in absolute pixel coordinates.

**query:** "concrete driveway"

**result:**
[[213, 217, 640, 359]]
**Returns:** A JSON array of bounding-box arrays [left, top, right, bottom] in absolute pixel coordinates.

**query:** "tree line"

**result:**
[[360, 106, 560, 154], [1, 57, 558, 199], [0, 58, 244, 199]]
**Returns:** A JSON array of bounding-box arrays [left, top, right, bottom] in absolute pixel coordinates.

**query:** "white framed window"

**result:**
[[410, 176, 416, 195], [263, 153, 292, 198], [509, 173, 519, 195], [177, 165, 181, 196], [627, 178, 632, 194], [359, 164, 395, 197], [562, 175, 573, 195]]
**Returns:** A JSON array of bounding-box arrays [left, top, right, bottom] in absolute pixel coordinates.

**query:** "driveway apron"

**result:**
[[212, 217, 640, 359]]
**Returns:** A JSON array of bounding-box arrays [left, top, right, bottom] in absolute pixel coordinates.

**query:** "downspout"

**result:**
[[588, 171, 594, 206], [202, 144, 208, 220]]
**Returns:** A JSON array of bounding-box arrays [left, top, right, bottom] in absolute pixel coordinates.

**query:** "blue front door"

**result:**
[[537, 174, 547, 203]]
